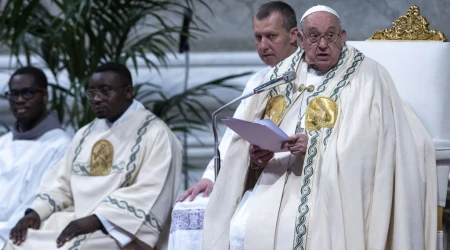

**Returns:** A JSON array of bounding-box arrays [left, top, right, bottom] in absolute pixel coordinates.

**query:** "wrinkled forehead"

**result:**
[[302, 12, 340, 32]]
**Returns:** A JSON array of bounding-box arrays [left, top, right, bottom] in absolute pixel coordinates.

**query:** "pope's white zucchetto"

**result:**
[[300, 5, 340, 22]]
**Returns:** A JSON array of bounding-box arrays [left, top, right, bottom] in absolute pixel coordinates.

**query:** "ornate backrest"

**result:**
[[368, 5, 447, 41], [348, 5, 449, 141]]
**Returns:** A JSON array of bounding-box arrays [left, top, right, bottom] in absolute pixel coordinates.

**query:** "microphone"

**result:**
[[253, 71, 297, 94], [211, 70, 297, 179]]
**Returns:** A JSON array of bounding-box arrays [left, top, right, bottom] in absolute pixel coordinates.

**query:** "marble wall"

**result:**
[[189, 0, 450, 51]]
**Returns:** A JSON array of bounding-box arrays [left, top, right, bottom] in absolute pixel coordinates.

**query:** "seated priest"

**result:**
[[203, 5, 436, 250], [0, 66, 71, 246], [5, 62, 182, 250]]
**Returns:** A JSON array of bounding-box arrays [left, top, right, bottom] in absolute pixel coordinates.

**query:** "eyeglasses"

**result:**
[[4, 88, 45, 101], [85, 85, 129, 100], [306, 31, 341, 44]]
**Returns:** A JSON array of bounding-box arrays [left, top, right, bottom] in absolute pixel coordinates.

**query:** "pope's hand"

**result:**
[[282, 134, 308, 155], [9, 210, 41, 245], [177, 178, 214, 202], [56, 215, 101, 248], [249, 144, 274, 167]]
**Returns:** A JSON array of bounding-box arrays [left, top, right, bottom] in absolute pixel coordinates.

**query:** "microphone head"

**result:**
[[282, 71, 296, 82]]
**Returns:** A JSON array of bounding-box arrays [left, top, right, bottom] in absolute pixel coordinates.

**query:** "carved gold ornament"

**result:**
[[90, 140, 114, 176], [264, 95, 287, 124], [306, 97, 338, 131], [368, 5, 447, 41]]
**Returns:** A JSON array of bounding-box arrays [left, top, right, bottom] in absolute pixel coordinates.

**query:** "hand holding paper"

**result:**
[[221, 117, 289, 152], [282, 133, 308, 155]]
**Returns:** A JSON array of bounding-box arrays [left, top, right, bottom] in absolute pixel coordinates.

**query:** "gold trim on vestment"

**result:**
[[306, 97, 338, 131], [299, 84, 315, 93], [368, 5, 447, 41], [90, 139, 114, 176]]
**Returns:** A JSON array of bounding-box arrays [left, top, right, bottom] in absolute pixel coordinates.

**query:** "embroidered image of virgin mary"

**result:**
[[90, 140, 114, 176]]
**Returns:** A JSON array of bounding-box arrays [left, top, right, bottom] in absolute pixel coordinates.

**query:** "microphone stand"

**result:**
[[179, 6, 192, 190], [212, 92, 254, 179], [211, 71, 296, 179]]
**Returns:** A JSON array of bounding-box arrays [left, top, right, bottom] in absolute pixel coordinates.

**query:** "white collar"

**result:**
[[105, 100, 144, 128], [307, 66, 326, 76]]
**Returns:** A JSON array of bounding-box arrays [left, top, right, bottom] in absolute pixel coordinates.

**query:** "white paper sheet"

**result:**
[[221, 117, 289, 152]]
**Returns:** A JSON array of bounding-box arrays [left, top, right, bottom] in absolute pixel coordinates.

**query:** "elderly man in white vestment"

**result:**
[[5, 62, 182, 250], [203, 5, 437, 250], [0, 67, 71, 246], [169, 2, 300, 249]]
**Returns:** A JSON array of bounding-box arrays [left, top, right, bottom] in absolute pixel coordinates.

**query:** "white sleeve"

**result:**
[[96, 214, 133, 247], [201, 162, 215, 182]]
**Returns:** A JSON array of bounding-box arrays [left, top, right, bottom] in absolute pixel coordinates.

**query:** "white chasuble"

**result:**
[[3, 107, 182, 250], [203, 45, 436, 250]]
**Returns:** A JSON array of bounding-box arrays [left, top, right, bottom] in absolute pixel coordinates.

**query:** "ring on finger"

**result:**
[[257, 158, 263, 164]]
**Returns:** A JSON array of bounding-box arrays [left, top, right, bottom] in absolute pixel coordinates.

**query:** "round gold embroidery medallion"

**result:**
[[90, 139, 114, 176], [264, 95, 287, 124], [306, 97, 338, 131]]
